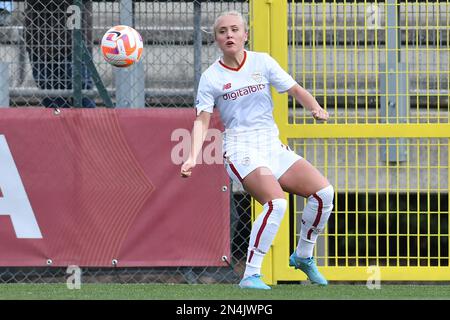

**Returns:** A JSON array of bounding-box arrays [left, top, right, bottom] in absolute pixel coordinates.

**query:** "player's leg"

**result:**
[[225, 159, 287, 289], [239, 167, 287, 289], [278, 157, 330, 197], [278, 158, 333, 257], [278, 158, 334, 285]]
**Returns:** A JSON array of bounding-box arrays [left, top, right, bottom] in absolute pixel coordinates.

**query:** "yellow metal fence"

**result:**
[[250, 0, 450, 282]]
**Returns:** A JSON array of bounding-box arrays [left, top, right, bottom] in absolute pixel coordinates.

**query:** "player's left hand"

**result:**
[[180, 159, 196, 178], [311, 108, 329, 121]]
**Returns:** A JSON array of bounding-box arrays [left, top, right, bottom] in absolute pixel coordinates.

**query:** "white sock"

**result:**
[[244, 198, 287, 278], [296, 185, 334, 258], [296, 239, 316, 258]]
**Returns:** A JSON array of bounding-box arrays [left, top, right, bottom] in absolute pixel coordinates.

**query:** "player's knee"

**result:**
[[320, 184, 334, 208], [309, 185, 334, 210], [271, 198, 287, 212], [266, 198, 287, 226]]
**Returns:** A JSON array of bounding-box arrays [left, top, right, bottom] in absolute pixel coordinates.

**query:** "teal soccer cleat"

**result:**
[[289, 252, 328, 286], [239, 274, 271, 290]]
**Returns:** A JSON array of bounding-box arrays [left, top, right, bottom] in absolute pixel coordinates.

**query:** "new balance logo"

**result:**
[[223, 83, 231, 90]]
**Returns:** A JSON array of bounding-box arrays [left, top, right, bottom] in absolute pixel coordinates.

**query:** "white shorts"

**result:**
[[222, 127, 302, 185]]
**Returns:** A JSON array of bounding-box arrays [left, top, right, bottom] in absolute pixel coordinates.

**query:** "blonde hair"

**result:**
[[213, 11, 248, 37]]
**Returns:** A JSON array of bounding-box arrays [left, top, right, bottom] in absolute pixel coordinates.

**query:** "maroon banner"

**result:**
[[0, 108, 230, 267]]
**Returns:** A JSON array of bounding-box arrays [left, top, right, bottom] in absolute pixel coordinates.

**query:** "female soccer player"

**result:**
[[181, 11, 334, 290]]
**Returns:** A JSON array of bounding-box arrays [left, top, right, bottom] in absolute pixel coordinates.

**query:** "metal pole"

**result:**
[[193, 0, 202, 96], [82, 42, 114, 108], [115, 0, 145, 108], [380, 0, 408, 162], [0, 62, 9, 107], [72, 0, 83, 107]]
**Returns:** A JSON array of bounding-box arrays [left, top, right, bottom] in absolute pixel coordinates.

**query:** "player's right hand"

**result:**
[[180, 159, 195, 178]]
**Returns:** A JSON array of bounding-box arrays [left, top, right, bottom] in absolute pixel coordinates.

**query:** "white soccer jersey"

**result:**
[[195, 50, 297, 130]]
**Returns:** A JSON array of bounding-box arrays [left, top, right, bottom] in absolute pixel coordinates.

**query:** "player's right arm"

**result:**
[[180, 111, 211, 178]]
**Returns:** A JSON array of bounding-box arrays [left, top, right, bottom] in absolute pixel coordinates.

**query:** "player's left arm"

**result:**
[[287, 83, 329, 121]]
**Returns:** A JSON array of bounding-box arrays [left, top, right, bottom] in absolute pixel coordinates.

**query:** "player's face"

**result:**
[[214, 15, 248, 56]]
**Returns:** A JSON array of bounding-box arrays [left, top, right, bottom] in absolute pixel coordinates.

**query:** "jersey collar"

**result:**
[[219, 50, 247, 72]]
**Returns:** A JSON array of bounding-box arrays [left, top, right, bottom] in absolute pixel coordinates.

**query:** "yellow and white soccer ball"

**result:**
[[101, 25, 143, 67]]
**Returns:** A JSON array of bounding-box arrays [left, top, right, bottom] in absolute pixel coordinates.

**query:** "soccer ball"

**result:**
[[101, 25, 143, 67]]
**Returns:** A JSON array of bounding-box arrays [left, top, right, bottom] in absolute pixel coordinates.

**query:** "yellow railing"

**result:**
[[250, 0, 450, 283]]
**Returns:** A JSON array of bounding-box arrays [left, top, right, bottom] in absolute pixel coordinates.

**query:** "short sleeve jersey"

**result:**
[[195, 50, 296, 130]]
